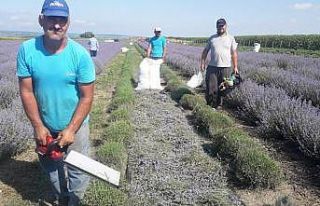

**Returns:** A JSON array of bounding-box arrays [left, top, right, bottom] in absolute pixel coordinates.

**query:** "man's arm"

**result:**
[[58, 82, 94, 147], [232, 50, 238, 74], [19, 77, 50, 145], [146, 43, 151, 58], [200, 47, 209, 71]]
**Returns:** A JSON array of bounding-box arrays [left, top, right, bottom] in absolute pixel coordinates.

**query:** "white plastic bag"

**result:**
[[135, 58, 163, 90], [187, 71, 204, 88], [121, 47, 129, 53]]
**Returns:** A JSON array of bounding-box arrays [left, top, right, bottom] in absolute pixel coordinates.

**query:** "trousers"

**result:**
[[38, 123, 91, 206], [205, 66, 230, 108]]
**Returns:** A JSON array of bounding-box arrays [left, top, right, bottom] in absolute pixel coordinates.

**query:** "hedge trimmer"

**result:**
[[36, 136, 120, 186]]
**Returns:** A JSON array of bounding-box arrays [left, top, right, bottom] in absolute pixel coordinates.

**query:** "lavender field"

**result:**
[[138, 41, 320, 160], [0, 39, 123, 160]]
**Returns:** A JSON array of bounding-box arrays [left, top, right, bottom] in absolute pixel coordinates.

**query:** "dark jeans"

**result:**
[[205, 66, 230, 108], [90, 50, 97, 57]]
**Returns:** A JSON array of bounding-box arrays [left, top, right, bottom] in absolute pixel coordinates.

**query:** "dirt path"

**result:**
[[126, 90, 242, 205]]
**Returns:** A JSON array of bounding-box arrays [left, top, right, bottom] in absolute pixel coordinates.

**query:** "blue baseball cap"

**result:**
[[41, 0, 69, 17]]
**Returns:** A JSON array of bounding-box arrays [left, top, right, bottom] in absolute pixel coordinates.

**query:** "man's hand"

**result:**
[[200, 63, 206, 72], [234, 66, 239, 74], [57, 128, 76, 148], [34, 125, 51, 146], [162, 56, 166, 63]]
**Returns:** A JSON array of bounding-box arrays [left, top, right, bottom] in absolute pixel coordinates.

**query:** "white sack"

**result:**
[[121, 47, 129, 53], [187, 71, 204, 88], [135, 58, 163, 90]]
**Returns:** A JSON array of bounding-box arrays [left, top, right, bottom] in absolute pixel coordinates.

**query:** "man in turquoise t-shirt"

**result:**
[[16, 0, 95, 205], [147, 27, 167, 61], [139, 27, 166, 90]]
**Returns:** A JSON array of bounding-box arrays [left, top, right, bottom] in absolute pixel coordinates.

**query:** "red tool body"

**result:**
[[36, 136, 64, 161]]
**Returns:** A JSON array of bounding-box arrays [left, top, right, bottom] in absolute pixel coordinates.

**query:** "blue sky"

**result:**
[[1, 0, 320, 37]]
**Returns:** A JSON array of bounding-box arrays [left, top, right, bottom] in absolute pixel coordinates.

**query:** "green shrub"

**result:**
[[83, 181, 127, 206], [214, 128, 282, 188], [103, 120, 133, 143], [97, 141, 127, 171], [193, 105, 234, 136], [161, 66, 183, 91], [109, 86, 134, 110], [170, 86, 193, 102], [108, 107, 130, 122], [180, 94, 207, 110]]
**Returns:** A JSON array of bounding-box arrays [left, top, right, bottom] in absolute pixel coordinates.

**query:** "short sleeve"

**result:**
[[162, 37, 167, 47], [205, 37, 211, 51], [231, 36, 238, 51], [77, 50, 96, 83], [16, 44, 31, 78]]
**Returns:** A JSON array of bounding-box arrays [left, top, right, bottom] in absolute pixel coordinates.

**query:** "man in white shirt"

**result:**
[[88, 34, 99, 57], [200, 18, 238, 109]]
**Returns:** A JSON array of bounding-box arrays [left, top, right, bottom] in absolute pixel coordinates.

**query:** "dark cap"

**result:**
[[41, 0, 69, 17], [216, 18, 227, 27]]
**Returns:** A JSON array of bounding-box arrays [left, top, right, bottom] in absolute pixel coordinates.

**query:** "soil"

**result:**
[[0, 144, 51, 205]]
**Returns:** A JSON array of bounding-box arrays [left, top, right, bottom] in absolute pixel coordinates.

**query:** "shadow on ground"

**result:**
[[0, 158, 51, 203]]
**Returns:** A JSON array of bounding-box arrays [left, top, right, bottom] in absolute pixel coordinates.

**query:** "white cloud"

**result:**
[[293, 3, 314, 10]]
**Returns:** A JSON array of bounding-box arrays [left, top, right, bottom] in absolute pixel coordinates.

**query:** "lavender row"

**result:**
[[239, 52, 320, 81], [0, 40, 21, 109], [166, 43, 320, 81], [78, 40, 124, 74], [0, 99, 33, 160], [0, 40, 39, 159], [0, 40, 21, 82], [225, 80, 320, 159], [243, 67, 320, 107]]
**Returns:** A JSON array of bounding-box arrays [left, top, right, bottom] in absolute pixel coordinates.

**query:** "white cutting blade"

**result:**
[[64, 150, 120, 186]]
